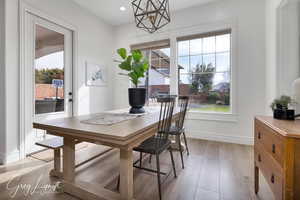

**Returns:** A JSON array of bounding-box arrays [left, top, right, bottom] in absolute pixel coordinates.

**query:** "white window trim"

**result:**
[[127, 19, 239, 122], [186, 111, 238, 122]]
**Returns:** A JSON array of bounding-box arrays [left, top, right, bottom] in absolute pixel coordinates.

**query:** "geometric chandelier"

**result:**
[[131, 0, 171, 33]]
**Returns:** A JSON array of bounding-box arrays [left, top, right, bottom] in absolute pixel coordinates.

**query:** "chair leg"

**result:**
[[183, 131, 190, 156], [177, 135, 184, 169], [156, 154, 162, 200], [169, 149, 177, 178], [139, 152, 143, 168]]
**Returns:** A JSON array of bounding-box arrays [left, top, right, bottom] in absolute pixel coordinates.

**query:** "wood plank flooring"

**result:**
[[0, 139, 275, 200]]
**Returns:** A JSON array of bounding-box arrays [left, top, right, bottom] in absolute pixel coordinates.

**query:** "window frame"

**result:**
[[177, 30, 233, 115]]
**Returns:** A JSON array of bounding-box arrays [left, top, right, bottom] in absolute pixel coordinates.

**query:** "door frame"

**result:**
[[19, 1, 78, 159]]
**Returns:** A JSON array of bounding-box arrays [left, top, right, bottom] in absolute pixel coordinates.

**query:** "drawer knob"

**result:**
[[258, 154, 261, 162], [258, 132, 261, 139], [272, 144, 276, 153], [271, 174, 275, 183]]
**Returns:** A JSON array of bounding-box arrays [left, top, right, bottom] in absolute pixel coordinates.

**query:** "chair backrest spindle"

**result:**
[[176, 96, 189, 130], [155, 96, 176, 149]]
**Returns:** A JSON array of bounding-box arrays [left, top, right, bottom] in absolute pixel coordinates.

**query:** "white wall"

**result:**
[[265, 0, 300, 114], [113, 0, 266, 145], [4, 0, 20, 164], [265, 0, 284, 115], [0, 0, 6, 164], [277, 1, 300, 97], [2, 0, 114, 163]]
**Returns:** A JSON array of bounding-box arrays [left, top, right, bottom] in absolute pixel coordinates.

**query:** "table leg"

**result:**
[[63, 137, 75, 182], [120, 149, 133, 200]]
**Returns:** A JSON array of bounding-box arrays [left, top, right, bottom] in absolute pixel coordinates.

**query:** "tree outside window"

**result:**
[[178, 31, 231, 113]]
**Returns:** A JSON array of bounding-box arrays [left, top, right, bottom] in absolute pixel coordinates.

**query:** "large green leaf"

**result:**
[[128, 72, 139, 87], [133, 66, 144, 78], [117, 48, 127, 59], [131, 50, 143, 62], [118, 56, 132, 71], [128, 71, 137, 80]]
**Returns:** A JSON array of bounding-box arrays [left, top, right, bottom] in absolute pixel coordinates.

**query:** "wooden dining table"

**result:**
[[33, 107, 180, 200]]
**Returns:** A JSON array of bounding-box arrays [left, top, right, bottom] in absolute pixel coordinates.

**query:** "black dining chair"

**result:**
[[117, 96, 177, 200], [134, 96, 177, 200], [168, 96, 190, 169]]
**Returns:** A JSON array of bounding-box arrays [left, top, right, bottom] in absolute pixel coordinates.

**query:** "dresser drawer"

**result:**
[[255, 146, 283, 200], [255, 119, 285, 167]]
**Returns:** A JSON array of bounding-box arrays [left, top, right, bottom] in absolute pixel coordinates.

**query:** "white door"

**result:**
[[24, 13, 73, 155]]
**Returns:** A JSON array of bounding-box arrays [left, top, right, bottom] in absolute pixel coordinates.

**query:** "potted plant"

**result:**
[[270, 95, 296, 120], [116, 48, 149, 114]]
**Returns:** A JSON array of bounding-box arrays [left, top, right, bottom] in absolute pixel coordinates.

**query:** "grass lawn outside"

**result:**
[[191, 104, 230, 113]]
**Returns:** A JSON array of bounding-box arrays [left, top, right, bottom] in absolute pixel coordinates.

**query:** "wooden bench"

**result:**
[[36, 136, 113, 178]]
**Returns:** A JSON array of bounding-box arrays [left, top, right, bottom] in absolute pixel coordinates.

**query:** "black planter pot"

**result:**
[[128, 88, 146, 114]]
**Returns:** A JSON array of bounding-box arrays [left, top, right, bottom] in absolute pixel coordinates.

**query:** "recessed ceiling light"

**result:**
[[120, 6, 126, 11]]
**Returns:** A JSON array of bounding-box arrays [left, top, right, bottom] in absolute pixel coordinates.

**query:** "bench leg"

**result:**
[[54, 148, 61, 172], [50, 148, 63, 178]]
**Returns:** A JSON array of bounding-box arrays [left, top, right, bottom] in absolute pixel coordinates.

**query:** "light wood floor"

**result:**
[[0, 139, 275, 200]]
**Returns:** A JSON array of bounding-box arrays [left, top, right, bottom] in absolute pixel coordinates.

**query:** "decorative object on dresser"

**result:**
[[270, 95, 296, 120], [254, 116, 300, 200], [116, 48, 149, 114]]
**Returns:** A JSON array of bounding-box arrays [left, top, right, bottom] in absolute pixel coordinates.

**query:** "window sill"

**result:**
[[186, 111, 238, 122]]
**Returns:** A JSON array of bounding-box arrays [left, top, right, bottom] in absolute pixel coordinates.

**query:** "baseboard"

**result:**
[[187, 131, 254, 145], [0, 150, 20, 164]]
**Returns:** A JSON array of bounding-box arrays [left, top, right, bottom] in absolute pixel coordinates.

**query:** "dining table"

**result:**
[[33, 106, 181, 200]]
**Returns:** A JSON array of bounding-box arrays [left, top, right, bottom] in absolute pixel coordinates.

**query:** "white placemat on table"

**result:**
[[80, 107, 159, 125]]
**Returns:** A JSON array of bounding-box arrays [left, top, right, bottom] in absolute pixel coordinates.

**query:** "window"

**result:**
[[178, 30, 231, 113], [131, 40, 171, 105]]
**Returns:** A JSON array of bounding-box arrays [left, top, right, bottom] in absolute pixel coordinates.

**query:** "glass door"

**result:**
[[24, 14, 73, 155], [34, 24, 71, 116]]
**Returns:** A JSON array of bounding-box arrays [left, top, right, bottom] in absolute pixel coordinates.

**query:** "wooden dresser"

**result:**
[[254, 116, 300, 200]]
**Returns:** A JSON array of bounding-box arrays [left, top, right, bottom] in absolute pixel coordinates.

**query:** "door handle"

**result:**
[[271, 174, 275, 183], [69, 92, 73, 96], [69, 99, 73, 102]]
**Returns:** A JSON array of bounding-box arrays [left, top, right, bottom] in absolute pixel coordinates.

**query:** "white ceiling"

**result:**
[[72, 0, 219, 26]]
